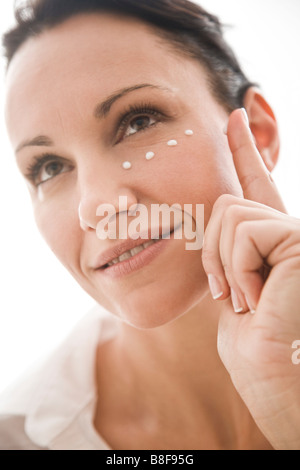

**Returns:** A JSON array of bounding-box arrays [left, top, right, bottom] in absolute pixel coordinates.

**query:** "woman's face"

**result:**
[[5, 13, 242, 328]]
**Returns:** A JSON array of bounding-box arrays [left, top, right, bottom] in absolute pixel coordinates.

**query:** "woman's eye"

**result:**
[[26, 156, 73, 187], [39, 161, 65, 184], [123, 115, 157, 138], [115, 105, 164, 143]]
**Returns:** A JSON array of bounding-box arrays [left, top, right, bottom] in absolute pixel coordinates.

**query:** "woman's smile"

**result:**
[[95, 233, 173, 279]]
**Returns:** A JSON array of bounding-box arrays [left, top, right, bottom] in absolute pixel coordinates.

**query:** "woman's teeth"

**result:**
[[106, 240, 157, 267]]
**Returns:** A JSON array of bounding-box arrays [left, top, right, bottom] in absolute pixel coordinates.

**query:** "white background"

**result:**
[[0, 0, 299, 393]]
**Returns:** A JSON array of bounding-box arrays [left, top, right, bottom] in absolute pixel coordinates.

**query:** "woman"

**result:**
[[0, 0, 299, 450]]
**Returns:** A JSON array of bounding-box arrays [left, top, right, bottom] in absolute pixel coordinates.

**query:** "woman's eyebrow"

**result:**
[[15, 83, 169, 154], [15, 135, 54, 154], [93, 83, 169, 119]]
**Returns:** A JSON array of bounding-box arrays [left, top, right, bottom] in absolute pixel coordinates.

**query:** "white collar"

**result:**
[[0, 306, 118, 449]]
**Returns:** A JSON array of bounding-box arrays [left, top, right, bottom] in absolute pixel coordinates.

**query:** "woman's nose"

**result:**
[[78, 174, 138, 233]]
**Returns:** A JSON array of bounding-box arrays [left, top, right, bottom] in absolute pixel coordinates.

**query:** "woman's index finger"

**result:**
[[227, 108, 287, 214]]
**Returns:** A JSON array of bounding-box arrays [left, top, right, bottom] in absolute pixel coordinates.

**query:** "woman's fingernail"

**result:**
[[208, 274, 223, 300], [241, 107, 249, 126], [231, 288, 244, 313], [245, 296, 256, 315]]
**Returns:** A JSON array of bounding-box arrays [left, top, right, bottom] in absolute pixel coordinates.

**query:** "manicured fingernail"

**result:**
[[208, 274, 223, 300], [245, 296, 256, 315], [231, 288, 244, 313], [241, 108, 249, 126]]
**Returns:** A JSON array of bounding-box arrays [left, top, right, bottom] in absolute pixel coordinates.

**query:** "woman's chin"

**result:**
[[85, 261, 209, 329], [119, 309, 185, 330], [108, 284, 208, 330]]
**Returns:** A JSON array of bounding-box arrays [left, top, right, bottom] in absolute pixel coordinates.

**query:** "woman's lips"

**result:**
[[96, 230, 175, 279]]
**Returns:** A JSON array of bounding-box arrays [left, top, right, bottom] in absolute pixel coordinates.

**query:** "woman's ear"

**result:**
[[243, 87, 280, 172]]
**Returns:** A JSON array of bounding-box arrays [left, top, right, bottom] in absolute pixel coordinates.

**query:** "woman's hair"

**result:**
[[2, 0, 257, 112]]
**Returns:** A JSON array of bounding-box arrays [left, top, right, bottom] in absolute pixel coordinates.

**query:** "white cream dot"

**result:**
[[185, 130, 194, 136], [146, 152, 155, 160], [122, 161, 132, 170], [167, 140, 178, 147]]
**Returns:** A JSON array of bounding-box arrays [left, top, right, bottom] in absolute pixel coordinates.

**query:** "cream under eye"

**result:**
[[26, 153, 73, 186]]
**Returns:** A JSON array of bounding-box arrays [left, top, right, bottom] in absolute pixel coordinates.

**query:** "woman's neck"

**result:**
[[95, 291, 271, 449]]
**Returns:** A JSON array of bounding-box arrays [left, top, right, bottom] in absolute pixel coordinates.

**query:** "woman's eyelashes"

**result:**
[[123, 115, 157, 138], [115, 104, 165, 143], [24, 104, 167, 186], [26, 154, 73, 187]]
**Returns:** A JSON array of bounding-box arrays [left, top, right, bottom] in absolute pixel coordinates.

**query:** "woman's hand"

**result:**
[[202, 108, 300, 450]]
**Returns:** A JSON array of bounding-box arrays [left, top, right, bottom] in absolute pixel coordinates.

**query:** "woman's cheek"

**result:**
[[117, 129, 242, 230], [157, 132, 241, 201], [189, 133, 243, 205]]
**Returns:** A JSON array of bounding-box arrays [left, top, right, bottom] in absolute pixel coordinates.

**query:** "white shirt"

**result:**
[[0, 306, 119, 450]]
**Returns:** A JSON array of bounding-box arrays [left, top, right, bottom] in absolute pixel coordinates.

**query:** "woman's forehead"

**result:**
[[5, 13, 210, 145], [6, 13, 181, 82], [5, 13, 199, 107]]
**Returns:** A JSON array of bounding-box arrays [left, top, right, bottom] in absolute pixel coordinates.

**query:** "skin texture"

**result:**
[[4, 13, 300, 450]]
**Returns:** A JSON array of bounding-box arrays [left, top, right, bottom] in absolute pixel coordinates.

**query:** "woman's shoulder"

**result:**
[[0, 306, 118, 450]]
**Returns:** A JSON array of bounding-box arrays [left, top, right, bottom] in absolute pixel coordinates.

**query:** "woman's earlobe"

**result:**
[[243, 87, 280, 172]]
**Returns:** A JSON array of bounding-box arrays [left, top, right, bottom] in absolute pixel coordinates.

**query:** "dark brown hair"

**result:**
[[2, 0, 257, 112]]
